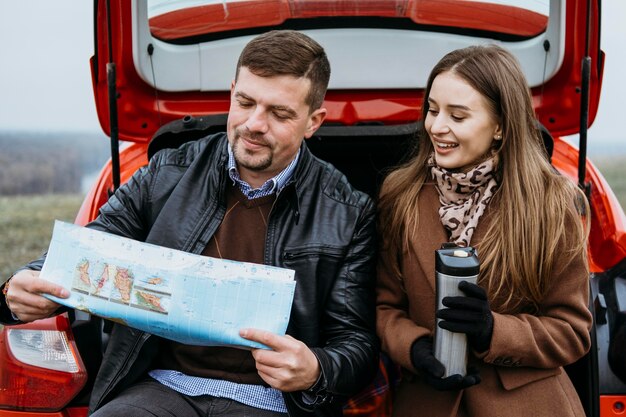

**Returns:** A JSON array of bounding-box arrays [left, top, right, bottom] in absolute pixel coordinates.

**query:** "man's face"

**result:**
[[227, 67, 326, 188]]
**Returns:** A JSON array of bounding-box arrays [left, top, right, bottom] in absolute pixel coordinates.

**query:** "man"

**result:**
[[0, 30, 378, 417]]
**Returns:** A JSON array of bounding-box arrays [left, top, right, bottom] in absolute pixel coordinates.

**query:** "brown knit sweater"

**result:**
[[154, 182, 275, 384]]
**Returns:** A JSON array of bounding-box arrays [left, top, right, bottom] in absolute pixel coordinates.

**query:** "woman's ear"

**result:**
[[493, 125, 503, 141]]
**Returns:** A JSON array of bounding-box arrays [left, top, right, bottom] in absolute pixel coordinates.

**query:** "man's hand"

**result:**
[[240, 328, 321, 392], [4, 270, 69, 322]]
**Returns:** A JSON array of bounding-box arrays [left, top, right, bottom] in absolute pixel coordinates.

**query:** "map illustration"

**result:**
[[41, 221, 296, 348], [72, 259, 169, 314]]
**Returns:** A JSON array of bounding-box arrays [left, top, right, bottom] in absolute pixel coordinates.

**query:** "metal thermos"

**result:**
[[434, 245, 480, 377]]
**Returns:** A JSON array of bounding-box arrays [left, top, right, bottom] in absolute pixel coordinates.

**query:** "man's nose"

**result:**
[[245, 108, 269, 133]]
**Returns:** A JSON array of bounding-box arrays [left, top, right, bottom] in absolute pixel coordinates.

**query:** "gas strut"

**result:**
[[577, 0, 593, 198], [106, 0, 121, 193]]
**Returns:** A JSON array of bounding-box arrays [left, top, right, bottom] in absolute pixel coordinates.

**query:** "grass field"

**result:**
[[0, 158, 624, 280], [0, 194, 84, 279]]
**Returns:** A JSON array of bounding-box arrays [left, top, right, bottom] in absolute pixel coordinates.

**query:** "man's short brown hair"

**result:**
[[236, 30, 331, 111]]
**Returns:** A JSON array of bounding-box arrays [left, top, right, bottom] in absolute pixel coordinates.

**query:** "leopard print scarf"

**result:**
[[429, 154, 499, 247]]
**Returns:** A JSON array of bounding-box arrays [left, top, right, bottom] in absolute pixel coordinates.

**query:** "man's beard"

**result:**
[[232, 127, 273, 171]]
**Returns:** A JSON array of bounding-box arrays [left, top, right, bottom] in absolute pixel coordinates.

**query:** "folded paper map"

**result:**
[[40, 221, 296, 349]]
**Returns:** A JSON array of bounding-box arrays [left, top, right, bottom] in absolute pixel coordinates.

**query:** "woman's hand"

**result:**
[[411, 337, 481, 390], [436, 280, 494, 352]]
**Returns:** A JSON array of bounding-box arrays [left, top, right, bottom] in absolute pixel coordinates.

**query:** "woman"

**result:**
[[376, 45, 592, 417]]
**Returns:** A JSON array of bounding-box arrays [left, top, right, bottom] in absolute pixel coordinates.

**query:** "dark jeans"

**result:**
[[90, 378, 288, 417]]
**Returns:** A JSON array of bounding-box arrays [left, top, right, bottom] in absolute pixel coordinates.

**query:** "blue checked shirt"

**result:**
[[226, 144, 300, 199], [150, 144, 301, 413]]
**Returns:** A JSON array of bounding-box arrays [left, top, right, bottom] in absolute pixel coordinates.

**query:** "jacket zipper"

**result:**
[[283, 246, 346, 261], [183, 163, 227, 253], [264, 183, 294, 264]]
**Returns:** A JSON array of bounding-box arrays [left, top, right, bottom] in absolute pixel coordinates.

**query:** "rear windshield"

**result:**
[[148, 0, 549, 43]]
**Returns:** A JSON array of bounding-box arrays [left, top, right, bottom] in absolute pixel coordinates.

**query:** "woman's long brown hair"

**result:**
[[378, 45, 589, 311]]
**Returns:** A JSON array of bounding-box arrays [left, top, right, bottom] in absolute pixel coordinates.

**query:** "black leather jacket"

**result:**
[[7, 133, 379, 417]]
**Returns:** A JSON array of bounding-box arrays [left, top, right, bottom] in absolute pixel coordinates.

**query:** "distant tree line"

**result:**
[[0, 131, 110, 195]]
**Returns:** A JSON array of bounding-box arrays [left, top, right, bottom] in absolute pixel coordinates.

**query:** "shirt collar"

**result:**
[[227, 143, 300, 199]]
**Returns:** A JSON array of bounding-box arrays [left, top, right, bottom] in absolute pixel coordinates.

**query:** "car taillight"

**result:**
[[0, 313, 87, 411]]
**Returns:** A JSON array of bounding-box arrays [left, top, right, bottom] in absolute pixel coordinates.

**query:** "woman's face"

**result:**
[[425, 71, 502, 171]]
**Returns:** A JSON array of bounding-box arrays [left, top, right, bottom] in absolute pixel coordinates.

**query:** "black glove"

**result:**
[[410, 337, 481, 391], [436, 280, 494, 352]]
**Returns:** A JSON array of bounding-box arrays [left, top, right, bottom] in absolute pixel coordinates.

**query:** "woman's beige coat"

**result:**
[[376, 184, 592, 417]]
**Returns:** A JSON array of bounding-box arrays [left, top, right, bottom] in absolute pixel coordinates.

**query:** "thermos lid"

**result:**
[[435, 245, 480, 276]]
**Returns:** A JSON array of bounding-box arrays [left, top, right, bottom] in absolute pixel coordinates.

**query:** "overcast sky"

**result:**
[[0, 1, 624, 152]]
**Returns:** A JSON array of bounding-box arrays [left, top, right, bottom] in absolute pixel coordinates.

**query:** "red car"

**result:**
[[1, 1, 624, 416]]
